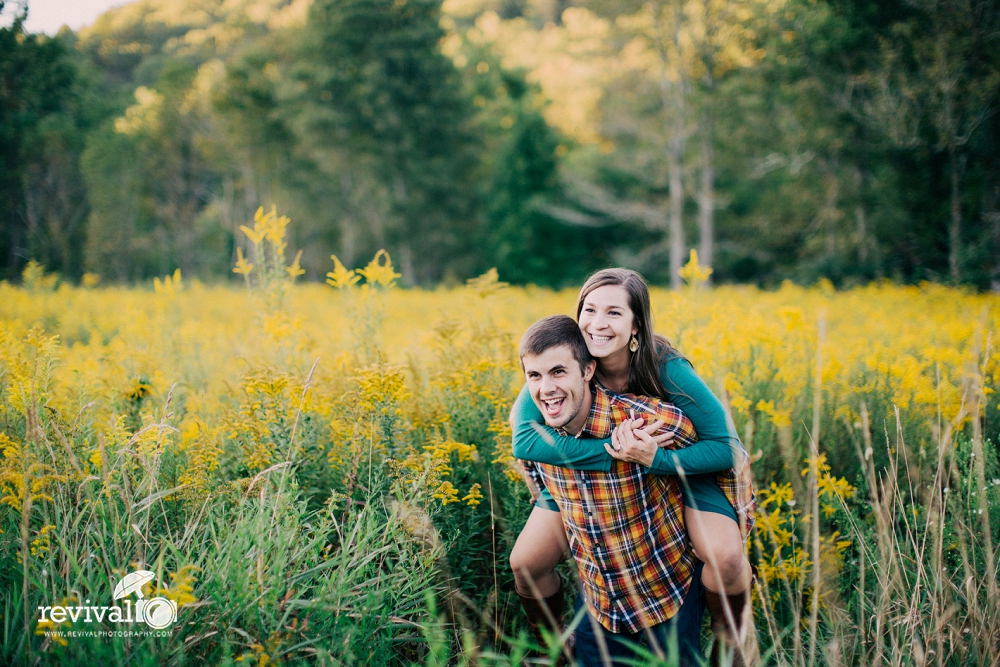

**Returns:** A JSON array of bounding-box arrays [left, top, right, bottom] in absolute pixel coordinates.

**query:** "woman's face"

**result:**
[[578, 285, 638, 360]]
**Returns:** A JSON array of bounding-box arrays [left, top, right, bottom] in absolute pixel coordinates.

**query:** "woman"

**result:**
[[508, 268, 755, 666]]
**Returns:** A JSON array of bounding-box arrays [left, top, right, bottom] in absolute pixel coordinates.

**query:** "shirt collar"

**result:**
[[554, 382, 612, 439]]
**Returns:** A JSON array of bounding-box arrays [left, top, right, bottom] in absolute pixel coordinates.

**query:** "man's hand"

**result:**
[[605, 419, 659, 467]]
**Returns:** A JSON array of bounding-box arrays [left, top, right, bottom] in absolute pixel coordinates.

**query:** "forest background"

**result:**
[[3, 1, 1000, 664], [2, 0, 999, 290]]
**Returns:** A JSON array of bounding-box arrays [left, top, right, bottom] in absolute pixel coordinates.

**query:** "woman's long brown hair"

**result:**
[[575, 268, 681, 398]]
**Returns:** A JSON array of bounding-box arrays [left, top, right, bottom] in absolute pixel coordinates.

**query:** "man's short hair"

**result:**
[[519, 315, 594, 373]]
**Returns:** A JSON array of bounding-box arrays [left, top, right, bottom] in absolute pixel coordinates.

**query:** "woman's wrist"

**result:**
[[638, 448, 657, 467]]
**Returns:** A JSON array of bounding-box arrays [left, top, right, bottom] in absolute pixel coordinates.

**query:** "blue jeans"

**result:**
[[573, 561, 705, 667]]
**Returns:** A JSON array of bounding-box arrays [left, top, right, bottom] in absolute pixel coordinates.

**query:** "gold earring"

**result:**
[[629, 335, 639, 352]]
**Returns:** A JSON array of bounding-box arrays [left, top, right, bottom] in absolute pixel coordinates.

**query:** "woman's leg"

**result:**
[[510, 505, 569, 598], [684, 507, 751, 594], [685, 507, 753, 666], [511, 505, 573, 661]]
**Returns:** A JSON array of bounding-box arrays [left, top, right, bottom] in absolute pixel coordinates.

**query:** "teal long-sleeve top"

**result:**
[[511, 356, 740, 476]]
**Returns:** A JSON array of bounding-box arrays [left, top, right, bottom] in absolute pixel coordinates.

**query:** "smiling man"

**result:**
[[516, 315, 707, 666]]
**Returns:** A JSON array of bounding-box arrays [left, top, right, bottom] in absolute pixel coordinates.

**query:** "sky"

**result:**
[[1, 0, 135, 34]]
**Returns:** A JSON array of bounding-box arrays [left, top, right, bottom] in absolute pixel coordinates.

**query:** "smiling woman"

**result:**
[[509, 267, 758, 666]]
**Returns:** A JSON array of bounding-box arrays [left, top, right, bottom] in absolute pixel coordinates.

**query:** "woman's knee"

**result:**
[[510, 556, 551, 595], [702, 541, 747, 581], [509, 545, 529, 576], [510, 542, 542, 576]]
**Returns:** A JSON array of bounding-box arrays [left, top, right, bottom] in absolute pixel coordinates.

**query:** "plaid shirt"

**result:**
[[609, 390, 757, 539], [522, 383, 755, 634]]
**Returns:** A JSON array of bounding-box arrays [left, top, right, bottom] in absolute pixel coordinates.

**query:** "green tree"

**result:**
[[480, 73, 612, 286], [300, 0, 482, 284], [82, 60, 227, 280], [0, 6, 92, 280], [81, 124, 148, 280], [859, 0, 1000, 282]]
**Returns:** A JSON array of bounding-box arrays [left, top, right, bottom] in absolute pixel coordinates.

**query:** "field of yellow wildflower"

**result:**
[[2, 216, 999, 665]]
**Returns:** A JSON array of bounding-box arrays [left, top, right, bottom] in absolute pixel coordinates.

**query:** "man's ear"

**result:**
[[583, 360, 596, 382]]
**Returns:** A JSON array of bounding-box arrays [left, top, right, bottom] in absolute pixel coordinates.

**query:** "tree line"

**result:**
[[1, 0, 998, 288]]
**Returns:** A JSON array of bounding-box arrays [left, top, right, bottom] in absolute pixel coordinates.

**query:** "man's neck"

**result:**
[[562, 383, 594, 436]]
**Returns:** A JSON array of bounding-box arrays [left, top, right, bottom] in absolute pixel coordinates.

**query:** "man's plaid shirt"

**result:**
[[522, 383, 755, 634], [611, 390, 757, 540]]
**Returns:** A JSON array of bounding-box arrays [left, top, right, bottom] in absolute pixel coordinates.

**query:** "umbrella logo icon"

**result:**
[[113, 570, 177, 629]]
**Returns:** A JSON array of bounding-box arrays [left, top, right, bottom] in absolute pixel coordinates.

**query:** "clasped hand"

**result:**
[[604, 416, 676, 467]]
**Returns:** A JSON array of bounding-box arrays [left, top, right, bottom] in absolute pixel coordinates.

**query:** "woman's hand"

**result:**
[[636, 419, 676, 449], [605, 419, 659, 467]]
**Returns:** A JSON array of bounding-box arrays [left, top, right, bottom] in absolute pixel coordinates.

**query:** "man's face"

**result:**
[[522, 344, 596, 434]]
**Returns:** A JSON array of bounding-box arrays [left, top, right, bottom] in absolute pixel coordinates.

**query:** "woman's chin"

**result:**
[[588, 346, 626, 360]]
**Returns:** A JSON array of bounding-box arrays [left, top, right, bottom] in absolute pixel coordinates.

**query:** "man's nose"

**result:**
[[540, 375, 557, 394]]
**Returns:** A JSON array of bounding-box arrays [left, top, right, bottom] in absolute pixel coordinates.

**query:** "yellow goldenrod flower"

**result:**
[[234, 247, 254, 276], [357, 250, 401, 289], [326, 254, 360, 288], [462, 483, 483, 506], [678, 249, 713, 288], [153, 565, 200, 608], [286, 250, 305, 278], [240, 209, 268, 246], [432, 481, 460, 505]]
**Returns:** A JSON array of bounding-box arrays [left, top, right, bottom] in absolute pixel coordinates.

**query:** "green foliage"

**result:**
[[482, 90, 615, 287], [0, 13, 92, 281], [299, 0, 482, 283], [4, 0, 1000, 288]]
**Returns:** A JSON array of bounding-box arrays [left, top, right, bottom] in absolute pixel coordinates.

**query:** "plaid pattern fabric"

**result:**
[[522, 383, 756, 633], [607, 390, 757, 539]]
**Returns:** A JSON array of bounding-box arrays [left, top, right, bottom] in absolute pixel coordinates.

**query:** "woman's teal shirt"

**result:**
[[511, 356, 743, 518]]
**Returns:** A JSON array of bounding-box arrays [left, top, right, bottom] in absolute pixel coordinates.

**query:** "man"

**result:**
[[516, 315, 708, 666]]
